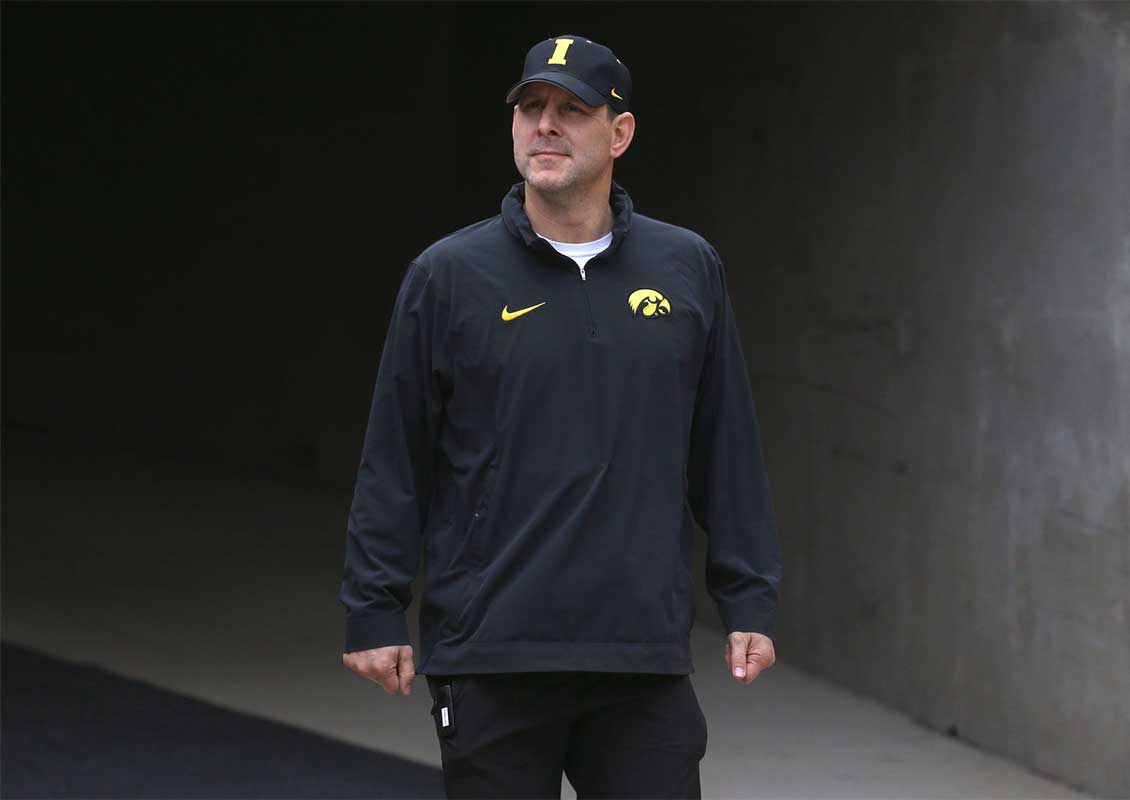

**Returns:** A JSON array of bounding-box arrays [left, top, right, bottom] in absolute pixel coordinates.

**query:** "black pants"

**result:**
[[424, 671, 708, 799]]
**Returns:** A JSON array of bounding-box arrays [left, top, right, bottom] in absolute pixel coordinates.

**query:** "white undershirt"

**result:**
[[536, 231, 613, 272]]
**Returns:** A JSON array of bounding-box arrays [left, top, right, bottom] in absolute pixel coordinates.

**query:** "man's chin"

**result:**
[[525, 171, 576, 194]]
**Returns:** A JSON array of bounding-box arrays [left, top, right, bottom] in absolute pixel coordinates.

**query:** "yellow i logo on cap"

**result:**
[[547, 38, 575, 65]]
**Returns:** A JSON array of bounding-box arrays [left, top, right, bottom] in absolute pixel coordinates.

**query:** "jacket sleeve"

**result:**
[[686, 244, 783, 638], [340, 259, 449, 653]]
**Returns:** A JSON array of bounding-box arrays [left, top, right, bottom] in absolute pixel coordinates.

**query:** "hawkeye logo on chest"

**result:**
[[627, 288, 671, 317]]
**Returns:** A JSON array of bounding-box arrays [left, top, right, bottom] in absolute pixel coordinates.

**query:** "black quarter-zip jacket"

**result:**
[[340, 179, 782, 675]]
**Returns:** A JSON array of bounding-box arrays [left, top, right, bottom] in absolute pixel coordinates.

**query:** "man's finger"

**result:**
[[727, 632, 751, 679], [398, 646, 416, 696], [376, 660, 400, 694], [742, 638, 776, 683], [742, 649, 767, 683]]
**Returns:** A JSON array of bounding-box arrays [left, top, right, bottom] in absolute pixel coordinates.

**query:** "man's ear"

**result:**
[[610, 112, 636, 159]]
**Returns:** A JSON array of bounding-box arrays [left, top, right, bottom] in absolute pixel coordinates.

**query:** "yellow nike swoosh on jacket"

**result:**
[[501, 302, 546, 321]]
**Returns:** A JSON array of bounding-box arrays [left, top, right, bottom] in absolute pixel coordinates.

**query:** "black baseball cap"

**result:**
[[504, 35, 632, 114]]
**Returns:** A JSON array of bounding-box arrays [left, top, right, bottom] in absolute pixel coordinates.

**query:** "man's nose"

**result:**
[[536, 106, 561, 137]]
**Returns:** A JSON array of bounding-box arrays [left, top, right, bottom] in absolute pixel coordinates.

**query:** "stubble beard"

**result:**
[[517, 149, 598, 202]]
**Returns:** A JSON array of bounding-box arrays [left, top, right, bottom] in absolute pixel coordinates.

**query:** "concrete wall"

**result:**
[[4, 3, 1127, 795], [689, 4, 1129, 796]]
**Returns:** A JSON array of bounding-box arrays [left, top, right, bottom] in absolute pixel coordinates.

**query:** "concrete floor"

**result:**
[[1, 427, 1090, 798]]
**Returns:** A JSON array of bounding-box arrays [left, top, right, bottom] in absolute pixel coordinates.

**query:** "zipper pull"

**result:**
[[579, 264, 587, 281]]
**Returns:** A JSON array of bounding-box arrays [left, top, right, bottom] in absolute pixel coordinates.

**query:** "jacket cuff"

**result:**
[[343, 611, 411, 653], [718, 603, 778, 639]]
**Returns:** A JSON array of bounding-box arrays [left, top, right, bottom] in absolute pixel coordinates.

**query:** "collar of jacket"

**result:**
[[500, 179, 634, 261]]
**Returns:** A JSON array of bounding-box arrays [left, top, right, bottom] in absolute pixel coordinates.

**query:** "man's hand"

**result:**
[[342, 644, 416, 696], [725, 631, 776, 683]]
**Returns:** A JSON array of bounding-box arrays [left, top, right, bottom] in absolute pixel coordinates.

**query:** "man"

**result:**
[[340, 34, 782, 799]]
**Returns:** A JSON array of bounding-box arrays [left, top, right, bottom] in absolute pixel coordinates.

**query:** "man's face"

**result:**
[[511, 81, 617, 195]]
